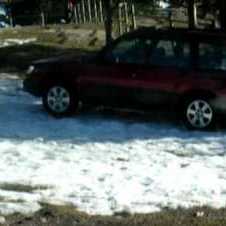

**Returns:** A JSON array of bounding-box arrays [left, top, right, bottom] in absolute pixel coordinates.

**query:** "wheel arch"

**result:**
[[177, 89, 217, 108], [41, 76, 77, 96]]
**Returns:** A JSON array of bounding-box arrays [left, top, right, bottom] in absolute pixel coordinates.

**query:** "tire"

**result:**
[[42, 84, 78, 117], [182, 97, 215, 130]]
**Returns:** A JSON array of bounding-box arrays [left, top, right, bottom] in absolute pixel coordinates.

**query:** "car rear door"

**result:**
[[130, 38, 192, 108]]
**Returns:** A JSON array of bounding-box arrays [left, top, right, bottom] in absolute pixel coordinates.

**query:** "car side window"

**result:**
[[106, 38, 148, 65], [198, 42, 226, 71], [148, 40, 190, 68]]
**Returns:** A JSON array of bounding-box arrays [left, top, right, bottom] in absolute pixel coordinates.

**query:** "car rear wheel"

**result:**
[[43, 85, 78, 116], [183, 98, 215, 130]]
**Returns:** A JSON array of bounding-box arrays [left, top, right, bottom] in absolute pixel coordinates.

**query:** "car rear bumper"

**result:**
[[213, 95, 226, 112]]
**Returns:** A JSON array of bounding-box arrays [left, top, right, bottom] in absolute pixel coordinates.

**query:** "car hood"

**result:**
[[33, 51, 98, 66]]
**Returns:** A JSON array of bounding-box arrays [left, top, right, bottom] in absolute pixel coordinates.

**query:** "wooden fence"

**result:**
[[8, 0, 136, 35], [72, 0, 136, 35]]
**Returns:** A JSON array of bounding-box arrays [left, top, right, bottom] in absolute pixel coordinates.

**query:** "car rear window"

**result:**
[[198, 42, 226, 71]]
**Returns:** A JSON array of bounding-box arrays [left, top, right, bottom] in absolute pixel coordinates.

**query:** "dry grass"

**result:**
[[2, 204, 226, 226], [0, 25, 104, 73], [0, 183, 49, 193]]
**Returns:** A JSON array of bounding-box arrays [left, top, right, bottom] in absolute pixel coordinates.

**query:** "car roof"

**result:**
[[118, 27, 226, 43]]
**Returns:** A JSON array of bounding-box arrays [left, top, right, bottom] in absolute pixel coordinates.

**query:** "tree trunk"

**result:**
[[218, 0, 226, 30], [188, 0, 198, 29], [103, 0, 114, 46]]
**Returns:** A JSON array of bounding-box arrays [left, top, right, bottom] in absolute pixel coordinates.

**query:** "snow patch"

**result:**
[[0, 75, 226, 215], [0, 38, 37, 48]]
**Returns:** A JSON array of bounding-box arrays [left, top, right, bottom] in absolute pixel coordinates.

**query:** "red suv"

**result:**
[[24, 28, 226, 130]]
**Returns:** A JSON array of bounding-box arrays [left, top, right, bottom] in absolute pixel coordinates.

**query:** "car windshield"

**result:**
[[106, 38, 148, 64]]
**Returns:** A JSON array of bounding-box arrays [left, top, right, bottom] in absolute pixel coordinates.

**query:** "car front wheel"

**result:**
[[183, 98, 215, 130], [43, 85, 78, 116]]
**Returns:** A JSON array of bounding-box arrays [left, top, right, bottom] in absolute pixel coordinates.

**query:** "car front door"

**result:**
[[78, 37, 150, 107]]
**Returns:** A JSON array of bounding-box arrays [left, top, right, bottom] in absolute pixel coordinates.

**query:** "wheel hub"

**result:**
[[47, 86, 70, 113], [186, 100, 213, 129]]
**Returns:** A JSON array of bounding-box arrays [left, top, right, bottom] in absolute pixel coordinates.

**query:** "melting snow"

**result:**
[[0, 75, 226, 215]]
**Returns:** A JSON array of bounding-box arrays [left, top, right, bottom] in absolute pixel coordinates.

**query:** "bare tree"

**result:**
[[103, 0, 121, 46], [217, 0, 226, 30], [187, 0, 198, 29]]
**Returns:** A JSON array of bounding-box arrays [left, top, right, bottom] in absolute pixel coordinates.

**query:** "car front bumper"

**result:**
[[23, 77, 44, 97]]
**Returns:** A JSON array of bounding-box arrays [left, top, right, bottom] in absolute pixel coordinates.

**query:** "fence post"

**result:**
[[77, 3, 82, 24], [41, 11, 45, 27], [94, 0, 98, 23], [74, 5, 78, 24], [131, 3, 136, 29], [99, 0, 104, 23], [124, 2, 129, 32], [87, 0, 92, 22], [81, 0, 86, 23], [118, 3, 123, 35]]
